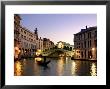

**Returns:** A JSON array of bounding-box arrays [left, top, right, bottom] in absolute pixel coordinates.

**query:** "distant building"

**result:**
[[37, 37, 43, 51], [57, 41, 64, 49], [43, 38, 54, 51], [56, 41, 74, 51], [74, 26, 97, 60]]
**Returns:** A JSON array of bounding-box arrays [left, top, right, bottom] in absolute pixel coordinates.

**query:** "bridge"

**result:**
[[42, 48, 74, 57]]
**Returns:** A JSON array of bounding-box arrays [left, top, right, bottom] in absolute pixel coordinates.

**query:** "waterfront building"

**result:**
[[14, 14, 21, 59], [74, 26, 97, 60], [14, 14, 55, 58], [19, 27, 38, 57]]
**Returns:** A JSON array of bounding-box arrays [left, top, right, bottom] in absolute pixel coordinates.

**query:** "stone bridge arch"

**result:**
[[48, 49, 66, 57]]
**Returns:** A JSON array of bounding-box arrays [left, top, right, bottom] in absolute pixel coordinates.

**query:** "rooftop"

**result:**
[[74, 26, 97, 35]]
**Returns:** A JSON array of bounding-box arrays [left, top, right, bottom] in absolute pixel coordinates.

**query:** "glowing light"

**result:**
[[56, 59, 64, 75], [71, 61, 76, 75], [36, 49, 42, 56], [92, 48, 95, 51], [35, 58, 42, 61], [90, 63, 97, 76], [14, 47, 20, 59], [36, 52, 41, 56], [15, 47, 19, 50], [38, 49, 42, 52], [14, 61, 22, 76], [18, 50, 21, 53]]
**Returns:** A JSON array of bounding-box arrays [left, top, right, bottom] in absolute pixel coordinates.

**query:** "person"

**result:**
[[44, 56, 46, 63]]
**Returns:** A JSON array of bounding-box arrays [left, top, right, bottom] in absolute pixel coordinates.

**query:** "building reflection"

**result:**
[[14, 61, 23, 76], [56, 57, 64, 76], [34, 58, 40, 75], [90, 62, 97, 76], [23, 59, 27, 65], [71, 61, 77, 75]]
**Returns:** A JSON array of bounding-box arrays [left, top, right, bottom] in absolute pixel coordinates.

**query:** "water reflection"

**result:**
[[56, 57, 64, 75], [90, 62, 97, 76], [14, 61, 23, 76], [71, 61, 76, 75], [14, 57, 97, 76], [34, 58, 40, 75], [23, 59, 27, 65]]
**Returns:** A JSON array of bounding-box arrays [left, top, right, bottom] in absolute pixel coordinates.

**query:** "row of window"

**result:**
[[21, 42, 44, 50], [75, 31, 97, 41], [22, 42, 36, 49], [76, 40, 92, 48], [20, 28, 36, 38], [76, 50, 93, 59], [21, 35, 36, 42]]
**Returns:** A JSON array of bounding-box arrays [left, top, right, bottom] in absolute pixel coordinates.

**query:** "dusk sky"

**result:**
[[20, 14, 97, 45]]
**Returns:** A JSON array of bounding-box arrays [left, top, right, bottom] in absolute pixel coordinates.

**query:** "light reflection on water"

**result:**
[[90, 63, 97, 76], [71, 61, 77, 75], [56, 57, 64, 76], [14, 61, 23, 76], [14, 57, 97, 76]]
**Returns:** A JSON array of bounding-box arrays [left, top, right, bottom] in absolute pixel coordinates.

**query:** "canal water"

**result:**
[[14, 57, 97, 76]]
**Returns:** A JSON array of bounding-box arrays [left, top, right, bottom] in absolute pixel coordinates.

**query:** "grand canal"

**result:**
[[14, 57, 97, 76]]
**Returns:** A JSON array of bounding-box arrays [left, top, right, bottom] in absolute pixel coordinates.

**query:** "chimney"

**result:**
[[86, 26, 87, 29]]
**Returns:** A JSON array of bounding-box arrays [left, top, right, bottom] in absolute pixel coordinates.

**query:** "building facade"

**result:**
[[74, 26, 97, 60], [37, 37, 43, 51], [14, 14, 56, 58], [14, 14, 21, 59], [57, 41, 74, 51], [43, 38, 54, 51], [57, 41, 64, 49], [19, 27, 38, 57]]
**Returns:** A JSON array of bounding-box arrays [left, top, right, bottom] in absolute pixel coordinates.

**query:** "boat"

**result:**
[[71, 56, 74, 60], [36, 54, 43, 57], [37, 56, 51, 66], [37, 60, 51, 66]]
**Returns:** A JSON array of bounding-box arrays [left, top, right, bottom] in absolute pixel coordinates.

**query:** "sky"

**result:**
[[20, 14, 97, 45]]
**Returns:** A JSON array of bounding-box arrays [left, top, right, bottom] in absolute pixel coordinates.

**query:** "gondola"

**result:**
[[37, 60, 51, 66], [71, 57, 74, 60], [37, 56, 51, 66]]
